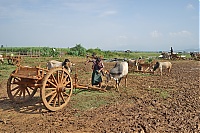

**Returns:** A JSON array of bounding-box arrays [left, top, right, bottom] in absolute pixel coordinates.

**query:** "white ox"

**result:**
[[153, 61, 172, 76], [47, 59, 74, 73], [105, 62, 128, 91]]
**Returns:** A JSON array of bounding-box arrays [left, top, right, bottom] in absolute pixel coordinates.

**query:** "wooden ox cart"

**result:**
[[7, 65, 106, 111]]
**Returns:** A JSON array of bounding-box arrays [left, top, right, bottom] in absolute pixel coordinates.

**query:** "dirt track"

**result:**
[[0, 60, 199, 133]]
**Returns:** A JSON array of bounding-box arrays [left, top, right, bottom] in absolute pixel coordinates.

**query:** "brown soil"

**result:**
[[0, 60, 199, 133]]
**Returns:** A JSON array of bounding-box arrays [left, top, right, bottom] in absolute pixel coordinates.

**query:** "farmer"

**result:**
[[85, 57, 104, 88]]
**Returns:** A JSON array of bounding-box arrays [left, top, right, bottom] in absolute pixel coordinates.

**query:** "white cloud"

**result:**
[[150, 30, 162, 38], [169, 30, 191, 37], [114, 35, 128, 46], [119, 35, 128, 39], [63, 1, 97, 12], [186, 4, 195, 10], [99, 10, 117, 17]]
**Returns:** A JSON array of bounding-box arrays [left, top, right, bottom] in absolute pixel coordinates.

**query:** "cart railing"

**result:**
[[11, 66, 47, 80]]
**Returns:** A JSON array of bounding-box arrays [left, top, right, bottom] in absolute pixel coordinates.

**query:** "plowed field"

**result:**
[[0, 59, 199, 133]]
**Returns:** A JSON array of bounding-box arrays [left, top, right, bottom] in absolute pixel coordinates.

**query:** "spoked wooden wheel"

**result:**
[[7, 75, 38, 103], [41, 67, 73, 111]]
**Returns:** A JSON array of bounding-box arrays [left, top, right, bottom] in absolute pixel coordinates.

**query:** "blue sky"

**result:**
[[0, 0, 198, 51]]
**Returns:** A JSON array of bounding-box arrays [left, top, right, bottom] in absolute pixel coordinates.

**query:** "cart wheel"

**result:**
[[7, 74, 37, 103], [41, 67, 73, 111]]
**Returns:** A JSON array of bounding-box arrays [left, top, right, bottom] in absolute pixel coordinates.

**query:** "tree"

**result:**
[[86, 48, 104, 57], [69, 44, 86, 56]]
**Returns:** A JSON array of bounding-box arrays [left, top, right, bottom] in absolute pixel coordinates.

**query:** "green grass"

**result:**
[[70, 89, 118, 111], [131, 72, 153, 76], [160, 91, 170, 99], [147, 87, 171, 100], [0, 63, 16, 82]]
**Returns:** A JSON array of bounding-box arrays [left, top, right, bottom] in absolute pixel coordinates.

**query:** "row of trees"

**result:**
[[0, 44, 116, 58], [0, 44, 159, 59]]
